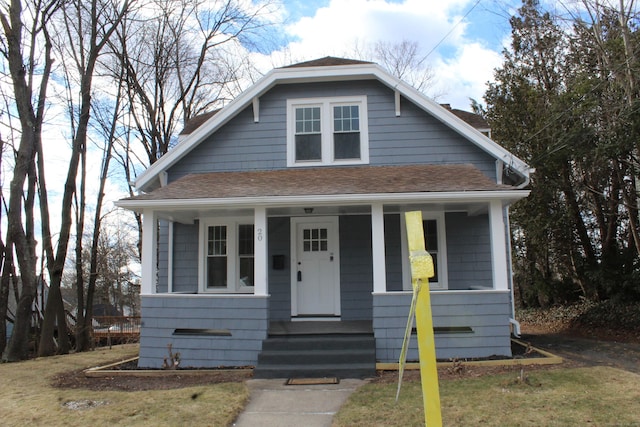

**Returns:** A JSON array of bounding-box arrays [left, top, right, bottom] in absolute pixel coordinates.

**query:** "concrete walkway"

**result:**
[[233, 378, 367, 427]]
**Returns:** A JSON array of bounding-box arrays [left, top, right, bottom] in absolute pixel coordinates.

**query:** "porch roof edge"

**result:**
[[116, 189, 530, 212]]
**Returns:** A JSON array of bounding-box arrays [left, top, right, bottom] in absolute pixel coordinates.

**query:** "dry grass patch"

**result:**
[[333, 366, 640, 426], [0, 345, 248, 427]]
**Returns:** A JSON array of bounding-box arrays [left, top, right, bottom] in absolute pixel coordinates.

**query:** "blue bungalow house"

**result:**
[[117, 57, 531, 378]]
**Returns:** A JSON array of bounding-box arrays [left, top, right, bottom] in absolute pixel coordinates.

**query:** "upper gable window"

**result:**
[[287, 96, 369, 166]]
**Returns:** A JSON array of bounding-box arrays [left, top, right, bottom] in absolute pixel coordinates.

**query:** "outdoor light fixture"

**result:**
[[304, 208, 314, 214]]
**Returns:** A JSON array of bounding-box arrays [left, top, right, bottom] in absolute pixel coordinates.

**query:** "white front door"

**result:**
[[291, 217, 341, 317]]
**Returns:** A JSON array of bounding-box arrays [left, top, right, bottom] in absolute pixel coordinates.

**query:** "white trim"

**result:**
[[167, 221, 174, 292], [290, 216, 341, 316], [131, 62, 531, 192], [286, 96, 369, 167], [141, 209, 157, 295], [371, 204, 387, 293], [371, 289, 510, 296], [394, 90, 401, 116], [142, 293, 270, 300], [489, 200, 509, 290], [496, 160, 504, 185], [198, 216, 256, 294], [291, 316, 341, 322], [254, 207, 268, 296], [117, 190, 530, 212], [400, 211, 448, 290], [252, 97, 260, 123]]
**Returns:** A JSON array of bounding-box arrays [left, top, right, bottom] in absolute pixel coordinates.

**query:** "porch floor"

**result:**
[[268, 320, 373, 336]]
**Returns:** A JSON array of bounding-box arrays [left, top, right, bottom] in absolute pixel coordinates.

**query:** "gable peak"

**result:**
[[281, 56, 374, 68]]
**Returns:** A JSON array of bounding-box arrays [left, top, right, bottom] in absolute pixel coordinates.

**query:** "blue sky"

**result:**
[[255, 0, 522, 110]]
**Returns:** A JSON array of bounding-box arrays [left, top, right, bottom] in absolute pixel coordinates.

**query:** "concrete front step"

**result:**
[[258, 348, 375, 365], [254, 333, 376, 379], [260, 334, 375, 351]]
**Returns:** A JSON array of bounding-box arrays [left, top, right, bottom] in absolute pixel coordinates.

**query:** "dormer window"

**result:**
[[287, 96, 369, 166]]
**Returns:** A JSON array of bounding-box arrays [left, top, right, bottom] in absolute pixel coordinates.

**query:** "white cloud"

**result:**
[[283, 0, 468, 59], [251, 0, 508, 110], [433, 42, 504, 109]]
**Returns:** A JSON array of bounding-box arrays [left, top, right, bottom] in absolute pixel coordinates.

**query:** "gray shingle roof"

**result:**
[[127, 164, 511, 202]]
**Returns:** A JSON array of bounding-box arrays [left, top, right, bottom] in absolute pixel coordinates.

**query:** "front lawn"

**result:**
[[333, 366, 640, 426], [0, 345, 248, 427]]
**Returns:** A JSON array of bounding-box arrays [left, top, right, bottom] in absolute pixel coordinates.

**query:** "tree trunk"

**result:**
[[0, 240, 12, 354]]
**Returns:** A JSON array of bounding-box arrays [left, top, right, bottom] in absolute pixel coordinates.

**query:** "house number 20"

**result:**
[[257, 228, 263, 241]]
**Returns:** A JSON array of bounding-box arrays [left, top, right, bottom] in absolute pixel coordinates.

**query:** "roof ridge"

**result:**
[[281, 56, 374, 68]]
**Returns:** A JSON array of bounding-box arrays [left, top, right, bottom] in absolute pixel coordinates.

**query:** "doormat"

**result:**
[[285, 377, 340, 385]]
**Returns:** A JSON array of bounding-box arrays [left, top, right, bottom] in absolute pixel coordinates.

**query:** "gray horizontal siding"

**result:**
[[373, 291, 512, 362], [267, 217, 291, 321], [157, 220, 169, 293], [172, 222, 199, 293], [138, 295, 268, 368], [445, 212, 492, 290], [339, 215, 373, 320], [168, 80, 496, 181]]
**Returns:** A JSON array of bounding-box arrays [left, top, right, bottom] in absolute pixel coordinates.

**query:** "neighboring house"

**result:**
[[117, 57, 531, 376], [6, 276, 48, 342]]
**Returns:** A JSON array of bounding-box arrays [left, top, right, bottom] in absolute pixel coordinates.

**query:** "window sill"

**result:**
[[288, 159, 368, 168]]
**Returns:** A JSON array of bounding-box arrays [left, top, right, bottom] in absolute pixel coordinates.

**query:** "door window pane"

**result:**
[[303, 227, 329, 252]]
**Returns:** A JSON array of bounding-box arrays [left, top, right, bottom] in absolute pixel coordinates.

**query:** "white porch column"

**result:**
[[489, 200, 509, 290], [141, 209, 158, 295], [254, 207, 268, 296], [371, 203, 387, 293]]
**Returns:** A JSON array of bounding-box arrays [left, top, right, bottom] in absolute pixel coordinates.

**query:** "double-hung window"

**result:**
[[200, 218, 254, 293], [287, 96, 369, 166]]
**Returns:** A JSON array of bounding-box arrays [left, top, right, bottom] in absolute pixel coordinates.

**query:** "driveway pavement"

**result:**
[[523, 333, 640, 374]]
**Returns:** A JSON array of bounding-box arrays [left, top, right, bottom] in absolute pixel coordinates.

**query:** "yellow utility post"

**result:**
[[398, 211, 442, 427]]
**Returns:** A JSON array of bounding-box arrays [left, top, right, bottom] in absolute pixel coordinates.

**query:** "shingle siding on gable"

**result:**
[[167, 80, 497, 182], [369, 94, 494, 178]]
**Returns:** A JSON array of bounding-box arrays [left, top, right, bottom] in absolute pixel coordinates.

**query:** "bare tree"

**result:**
[[114, 0, 275, 166], [0, 0, 59, 361], [352, 39, 437, 95], [72, 62, 129, 351], [109, 0, 276, 272], [37, 0, 131, 357]]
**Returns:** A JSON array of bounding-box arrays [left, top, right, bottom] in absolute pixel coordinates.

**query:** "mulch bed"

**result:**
[[51, 367, 252, 392], [51, 339, 551, 391]]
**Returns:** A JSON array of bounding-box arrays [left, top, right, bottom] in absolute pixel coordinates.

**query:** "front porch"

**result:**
[[136, 195, 520, 370]]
